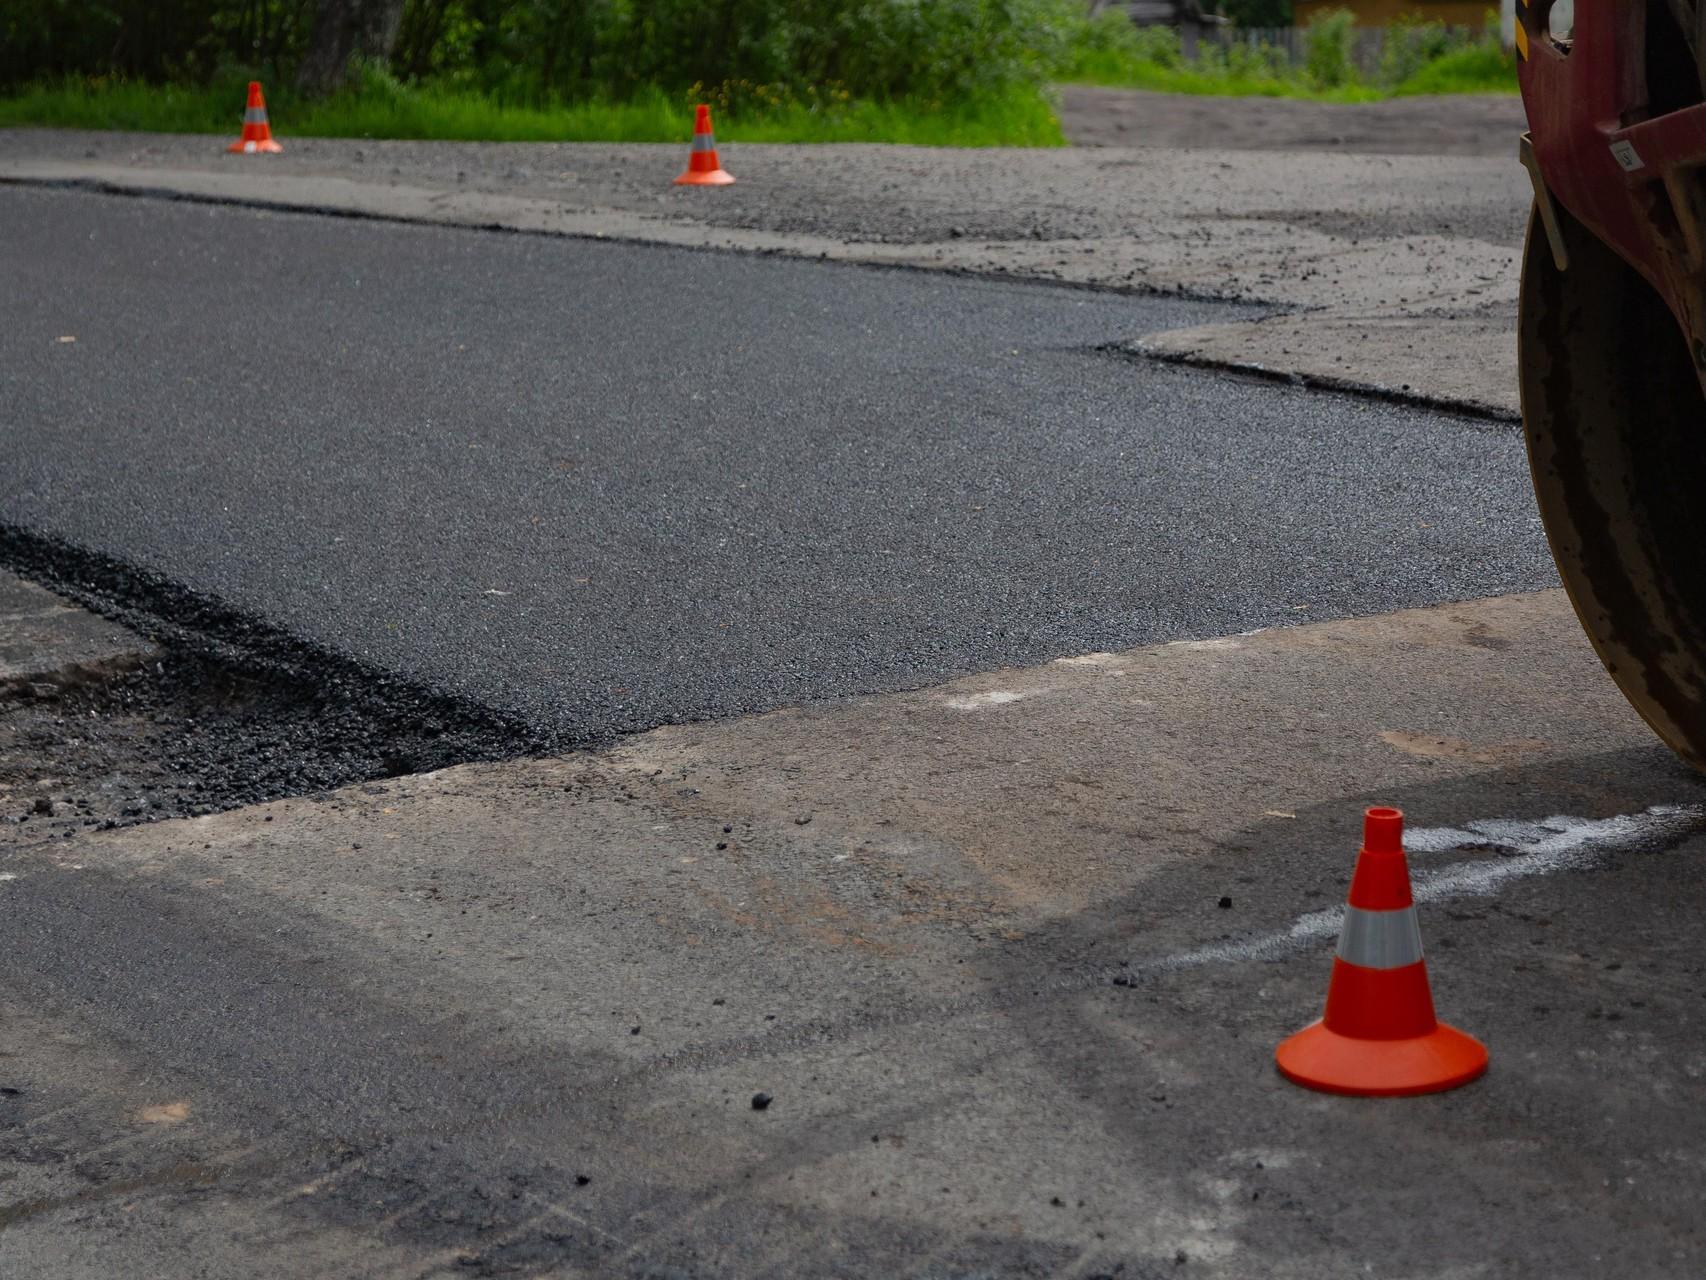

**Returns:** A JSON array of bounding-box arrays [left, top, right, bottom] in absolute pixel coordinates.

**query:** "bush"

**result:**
[[1058, 8, 1182, 82], [1129, 23, 1184, 71], [1302, 7, 1356, 90], [1220, 36, 1291, 83], [1071, 6, 1150, 61], [1376, 14, 1459, 87], [1393, 40, 1517, 95]]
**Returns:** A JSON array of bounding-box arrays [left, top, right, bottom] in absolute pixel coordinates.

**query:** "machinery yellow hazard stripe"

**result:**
[[1515, 19, 1530, 60]]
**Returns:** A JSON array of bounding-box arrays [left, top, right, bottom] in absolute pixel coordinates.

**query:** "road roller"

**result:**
[[1519, 1, 1706, 769]]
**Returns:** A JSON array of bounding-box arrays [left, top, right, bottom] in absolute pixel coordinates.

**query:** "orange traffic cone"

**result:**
[[1275, 807, 1488, 1097], [674, 104, 734, 186], [228, 81, 283, 154]]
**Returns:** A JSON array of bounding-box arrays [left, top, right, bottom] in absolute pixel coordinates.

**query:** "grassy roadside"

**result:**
[[0, 12, 1514, 148], [0, 77, 1066, 147], [1062, 52, 1513, 101], [1387, 45, 1516, 96], [1057, 11, 1516, 103], [1071, 51, 1514, 102], [1061, 52, 1383, 102], [0, 0, 1517, 149]]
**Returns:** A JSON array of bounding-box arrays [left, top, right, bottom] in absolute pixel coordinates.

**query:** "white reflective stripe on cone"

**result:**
[[1335, 905, 1424, 969], [244, 108, 269, 123], [691, 133, 717, 151]]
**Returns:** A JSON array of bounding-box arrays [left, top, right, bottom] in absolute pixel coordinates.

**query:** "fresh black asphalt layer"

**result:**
[[0, 186, 1557, 743]]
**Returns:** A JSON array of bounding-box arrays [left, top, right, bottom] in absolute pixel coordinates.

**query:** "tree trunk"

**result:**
[[295, 0, 406, 96]]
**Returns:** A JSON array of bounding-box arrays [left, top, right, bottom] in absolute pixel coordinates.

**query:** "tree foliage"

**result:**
[[1, 0, 1085, 103], [0, 2, 315, 86]]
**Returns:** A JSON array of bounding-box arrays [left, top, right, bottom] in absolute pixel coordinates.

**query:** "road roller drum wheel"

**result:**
[[1519, 198, 1706, 770]]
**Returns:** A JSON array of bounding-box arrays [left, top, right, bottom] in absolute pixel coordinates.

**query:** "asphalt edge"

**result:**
[[0, 521, 548, 761], [1115, 340, 1523, 427], [0, 171, 1247, 310]]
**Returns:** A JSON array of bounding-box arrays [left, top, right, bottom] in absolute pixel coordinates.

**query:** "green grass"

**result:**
[[1056, 12, 1516, 103], [1390, 44, 1518, 96], [1059, 54, 1514, 101], [0, 77, 1065, 147], [1061, 48, 1382, 102]]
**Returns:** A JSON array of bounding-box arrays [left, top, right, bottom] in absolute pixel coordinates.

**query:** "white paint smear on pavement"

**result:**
[[1153, 805, 1706, 973], [944, 690, 1026, 711], [1054, 652, 1122, 668]]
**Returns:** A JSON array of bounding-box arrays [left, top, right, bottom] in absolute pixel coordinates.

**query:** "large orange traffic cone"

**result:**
[[1275, 807, 1488, 1097], [228, 81, 283, 154], [674, 104, 734, 186]]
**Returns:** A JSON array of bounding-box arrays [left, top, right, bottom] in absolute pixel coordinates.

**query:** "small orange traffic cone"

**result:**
[[1275, 807, 1487, 1097], [228, 81, 282, 154], [674, 104, 734, 186]]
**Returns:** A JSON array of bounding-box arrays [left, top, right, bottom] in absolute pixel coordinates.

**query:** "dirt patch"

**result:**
[[0, 569, 156, 697], [1378, 729, 1551, 766], [0, 536, 532, 846], [0, 647, 519, 847]]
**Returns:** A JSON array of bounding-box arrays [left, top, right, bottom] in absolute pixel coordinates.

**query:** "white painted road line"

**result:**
[[1154, 805, 1706, 973]]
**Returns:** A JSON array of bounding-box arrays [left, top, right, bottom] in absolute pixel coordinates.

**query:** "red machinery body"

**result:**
[[1522, 3, 1706, 359]]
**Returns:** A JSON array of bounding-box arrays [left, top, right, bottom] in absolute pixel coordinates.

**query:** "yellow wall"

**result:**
[[1293, 1, 1494, 27]]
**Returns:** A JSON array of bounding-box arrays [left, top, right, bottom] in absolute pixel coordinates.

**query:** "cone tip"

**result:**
[[1363, 806, 1403, 854]]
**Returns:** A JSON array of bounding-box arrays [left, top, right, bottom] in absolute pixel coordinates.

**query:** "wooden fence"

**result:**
[[1178, 23, 1480, 75]]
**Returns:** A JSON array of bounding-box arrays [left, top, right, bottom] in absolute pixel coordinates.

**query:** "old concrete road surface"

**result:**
[[5, 183, 1706, 1279], [6, 594, 1706, 1278]]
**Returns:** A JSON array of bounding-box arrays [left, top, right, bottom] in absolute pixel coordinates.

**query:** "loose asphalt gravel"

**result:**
[[0, 185, 1557, 744]]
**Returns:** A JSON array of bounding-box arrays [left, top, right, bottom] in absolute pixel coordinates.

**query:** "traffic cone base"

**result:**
[[229, 138, 283, 154], [674, 166, 735, 187], [1276, 1019, 1488, 1098]]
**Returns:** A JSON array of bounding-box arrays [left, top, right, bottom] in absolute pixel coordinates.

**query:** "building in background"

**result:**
[[1112, 2, 1224, 25]]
